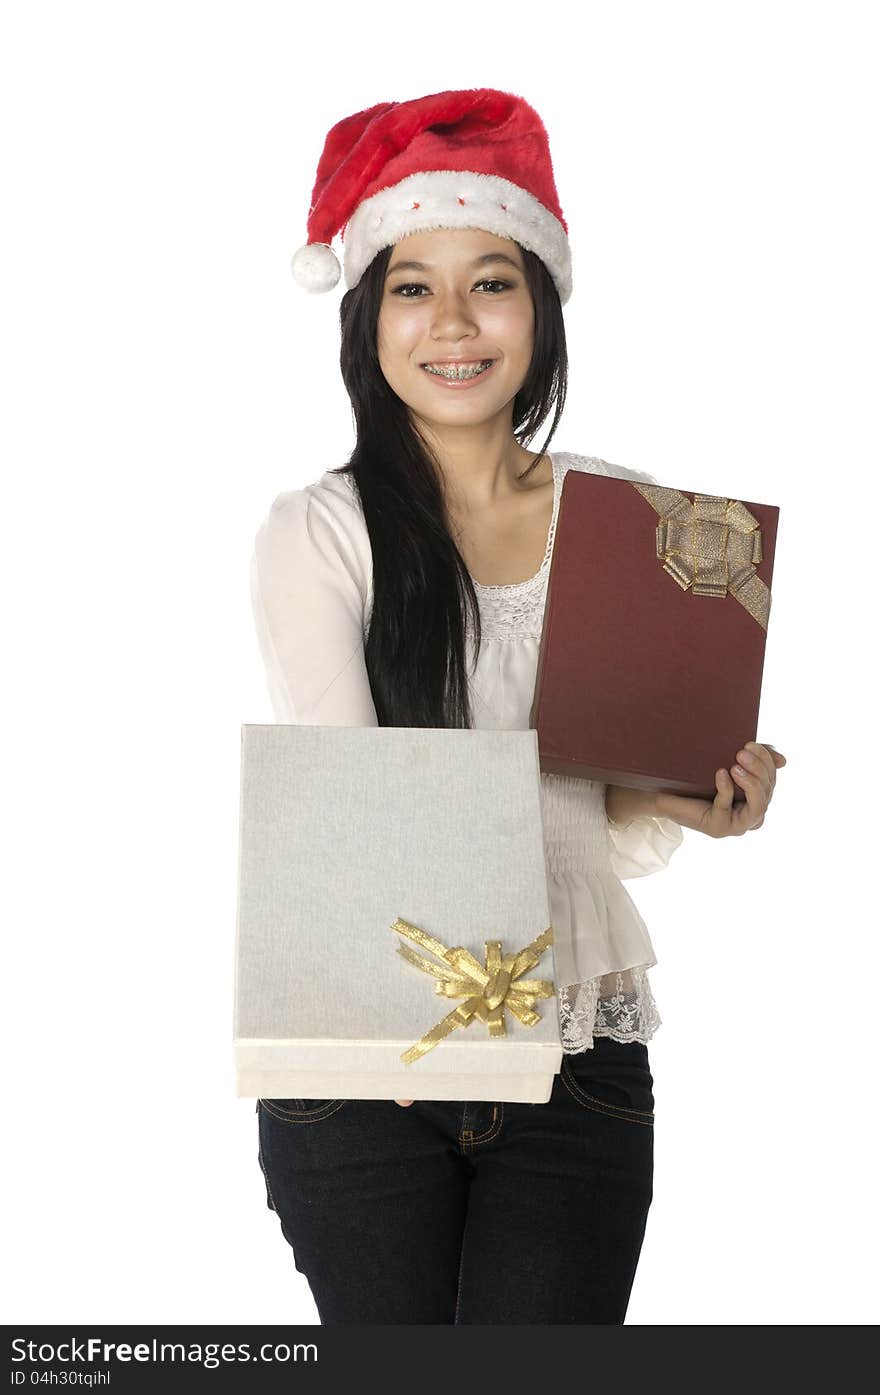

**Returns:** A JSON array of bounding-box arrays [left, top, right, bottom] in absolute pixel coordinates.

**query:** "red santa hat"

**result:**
[[290, 87, 572, 305]]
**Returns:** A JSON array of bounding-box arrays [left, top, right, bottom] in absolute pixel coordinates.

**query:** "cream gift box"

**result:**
[[233, 724, 563, 1104]]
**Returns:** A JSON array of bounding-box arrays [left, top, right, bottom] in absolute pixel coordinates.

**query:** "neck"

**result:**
[[412, 417, 545, 511]]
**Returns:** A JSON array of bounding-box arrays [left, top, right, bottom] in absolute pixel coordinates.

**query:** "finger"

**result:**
[[732, 759, 769, 802], [730, 762, 768, 828], [742, 742, 776, 784], [735, 748, 773, 799], [704, 767, 740, 836], [762, 743, 787, 767], [714, 766, 735, 813], [701, 767, 756, 836], [394, 1099, 414, 1107]]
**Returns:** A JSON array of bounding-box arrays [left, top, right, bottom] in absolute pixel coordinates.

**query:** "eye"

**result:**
[[391, 283, 428, 299], [390, 278, 514, 299]]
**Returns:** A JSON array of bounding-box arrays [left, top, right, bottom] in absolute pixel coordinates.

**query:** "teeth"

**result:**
[[422, 360, 493, 379]]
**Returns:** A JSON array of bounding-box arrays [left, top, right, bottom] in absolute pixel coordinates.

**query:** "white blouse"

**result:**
[[249, 449, 684, 1054]]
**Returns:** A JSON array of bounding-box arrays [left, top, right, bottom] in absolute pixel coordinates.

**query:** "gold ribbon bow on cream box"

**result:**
[[391, 917, 556, 1064]]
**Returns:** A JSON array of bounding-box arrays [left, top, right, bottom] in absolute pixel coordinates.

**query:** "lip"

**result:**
[[420, 357, 494, 365], [420, 359, 497, 388]]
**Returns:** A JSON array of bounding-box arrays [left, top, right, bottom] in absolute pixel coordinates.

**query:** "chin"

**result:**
[[418, 398, 505, 423]]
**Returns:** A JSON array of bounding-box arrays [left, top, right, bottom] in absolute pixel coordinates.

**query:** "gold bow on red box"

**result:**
[[632, 483, 771, 631]]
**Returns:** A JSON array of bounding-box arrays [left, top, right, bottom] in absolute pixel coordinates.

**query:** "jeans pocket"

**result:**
[[560, 1038, 655, 1125], [258, 1097, 347, 1124]]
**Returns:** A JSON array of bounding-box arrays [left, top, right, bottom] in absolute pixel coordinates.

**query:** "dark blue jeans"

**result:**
[[256, 1034, 655, 1324]]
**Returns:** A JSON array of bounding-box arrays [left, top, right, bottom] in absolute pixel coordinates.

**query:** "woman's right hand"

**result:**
[[394, 1099, 414, 1106]]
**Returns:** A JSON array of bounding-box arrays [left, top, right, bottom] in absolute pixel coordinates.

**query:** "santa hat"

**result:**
[[290, 87, 572, 305]]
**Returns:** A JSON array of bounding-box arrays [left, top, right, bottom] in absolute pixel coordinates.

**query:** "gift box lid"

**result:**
[[233, 725, 562, 1079], [530, 471, 780, 801]]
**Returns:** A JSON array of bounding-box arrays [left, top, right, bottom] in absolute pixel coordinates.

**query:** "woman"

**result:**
[[249, 88, 786, 1324]]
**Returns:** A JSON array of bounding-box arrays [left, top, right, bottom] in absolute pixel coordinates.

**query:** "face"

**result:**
[[376, 228, 535, 435]]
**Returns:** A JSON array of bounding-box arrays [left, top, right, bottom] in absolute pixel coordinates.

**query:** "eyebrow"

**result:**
[[386, 252, 522, 278]]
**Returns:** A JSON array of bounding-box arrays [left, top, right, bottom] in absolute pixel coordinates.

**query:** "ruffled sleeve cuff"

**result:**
[[606, 814, 684, 880]]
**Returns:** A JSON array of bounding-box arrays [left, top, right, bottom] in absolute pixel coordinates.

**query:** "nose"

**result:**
[[429, 290, 481, 341]]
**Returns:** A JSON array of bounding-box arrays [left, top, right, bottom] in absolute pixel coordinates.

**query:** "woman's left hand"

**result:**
[[655, 741, 787, 838]]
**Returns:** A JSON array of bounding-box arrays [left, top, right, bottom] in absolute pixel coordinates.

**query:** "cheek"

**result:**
[[376, 313, 392, 361], [377, 318, 423, 394], [483, 301, 534, 352], [378, 304, 424, 356]]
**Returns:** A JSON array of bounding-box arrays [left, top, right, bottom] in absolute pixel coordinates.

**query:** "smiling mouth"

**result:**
[[421, 359, 495, 380]]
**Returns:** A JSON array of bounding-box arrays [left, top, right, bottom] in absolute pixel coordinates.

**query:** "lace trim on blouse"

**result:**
[[559, 967, 661, 1053], [469, 452, 663, 1055], [467, 454, 564, 642]]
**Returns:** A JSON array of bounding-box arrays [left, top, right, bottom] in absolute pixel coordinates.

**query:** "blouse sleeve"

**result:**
[[595, 455, 685, 880], [249, 480, 379, 727], [606, 811, 684, 880]]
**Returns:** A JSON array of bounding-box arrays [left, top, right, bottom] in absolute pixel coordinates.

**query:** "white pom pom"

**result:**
[[290, 242, 342, 293]]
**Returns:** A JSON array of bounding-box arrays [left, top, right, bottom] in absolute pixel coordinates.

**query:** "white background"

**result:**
[[2, 0, 877, 1325]]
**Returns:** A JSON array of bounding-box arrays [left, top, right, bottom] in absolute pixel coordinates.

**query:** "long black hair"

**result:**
[[330, 240, 568, 729]]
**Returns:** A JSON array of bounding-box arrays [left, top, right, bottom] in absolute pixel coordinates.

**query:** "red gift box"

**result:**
[[529, 471, 780, 803]]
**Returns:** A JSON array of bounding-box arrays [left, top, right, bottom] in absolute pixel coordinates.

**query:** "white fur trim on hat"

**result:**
[[341, 170, 572, 304]]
